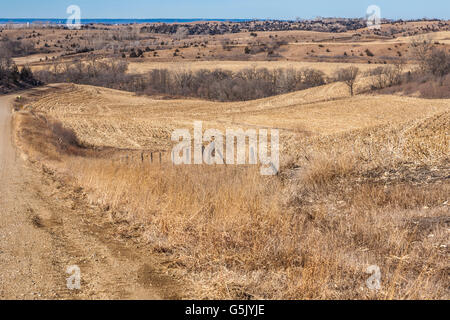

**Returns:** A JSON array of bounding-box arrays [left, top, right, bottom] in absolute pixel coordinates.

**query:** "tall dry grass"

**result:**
[[59, 153, 448, 299]]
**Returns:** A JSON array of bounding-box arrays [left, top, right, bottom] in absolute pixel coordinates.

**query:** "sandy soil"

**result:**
[[0, 94, 182, 299]]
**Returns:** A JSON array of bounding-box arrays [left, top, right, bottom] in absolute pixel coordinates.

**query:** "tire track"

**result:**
[[0, 94, 182, 300]]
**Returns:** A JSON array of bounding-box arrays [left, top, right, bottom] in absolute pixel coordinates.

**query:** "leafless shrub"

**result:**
[[0, 42, 40, 92], [173, 27, 189, 40], [36, 57, 129, 88], [302, 68, 327, 87], [0, 37, 37, 57], [425, 48, 450, 80], [370, 63, 404, 89], [410, 36, 434, 73], [376, 39, 450, 97], [410, 36, 450, 79], [144, 67, 327, 101], [37, 60, 329, 102], [221, 38, 233, 51], [0, 44, 14, 72], [50, 120, 80, 148]]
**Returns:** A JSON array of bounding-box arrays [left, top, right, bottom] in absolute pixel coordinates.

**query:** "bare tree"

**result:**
[[409, 35, 433, 73], [221, 38, 232, 51], [0, 45, 13, 71], [425, 48, 450, 82], [410, 36, 450, 84], [50, 60, 62, 77], [336, 66, 359, 96], [302, 68, 326, 87], [370, 61, 404, 89], [174, 27, 189, 41]]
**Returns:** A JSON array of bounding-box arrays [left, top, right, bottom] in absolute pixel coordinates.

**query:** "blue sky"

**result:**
[[1, 0, 449, 20]]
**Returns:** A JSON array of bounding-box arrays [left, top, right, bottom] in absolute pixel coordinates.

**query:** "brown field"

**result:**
[[7, 23, 449, 73], [2, 18, 449, 299], [13, 76, 449, 299], [22, 83, 448, 150]]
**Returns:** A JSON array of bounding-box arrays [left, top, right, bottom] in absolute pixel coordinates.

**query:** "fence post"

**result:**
[[151, 152, 153, 164], [159, 152, 162, 164], [250, 146, 256, 164], [216, 147, 224, 164], [141, 152, 144, 163], [185, 147, 191, 164]]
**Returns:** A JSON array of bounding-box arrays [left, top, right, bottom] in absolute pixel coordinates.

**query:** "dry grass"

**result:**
[[127, 60, 386, 77], [26, 83, 449, 150], [46, 147, 450, 299], [14, 81, 450, 300]]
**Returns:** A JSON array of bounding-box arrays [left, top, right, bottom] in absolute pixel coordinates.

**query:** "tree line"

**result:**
[[0, 45, 40, 93], [36, 58, 330, 101]]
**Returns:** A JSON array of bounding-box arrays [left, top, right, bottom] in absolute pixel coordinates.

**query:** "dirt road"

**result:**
[[0, 95, 180, 299]]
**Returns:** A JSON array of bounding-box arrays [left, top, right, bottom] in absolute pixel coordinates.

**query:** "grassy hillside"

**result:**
[[13, 81, 449, 299]]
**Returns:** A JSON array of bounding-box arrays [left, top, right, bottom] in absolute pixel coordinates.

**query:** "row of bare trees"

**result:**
[[0, 44, 40, 93], [336, 66, 359, 96], [0, 37, 37, 57], [363, 37, 450, 94], [334, 36, 450, 96], [369, 63, 404, 90], [35, 57, 129, 88], [410, 37, 449, 76], [36, 60, 328, 101], [334, 64, 402, 96], [142, 67, 327, 101], [410, 36, 450, 82]]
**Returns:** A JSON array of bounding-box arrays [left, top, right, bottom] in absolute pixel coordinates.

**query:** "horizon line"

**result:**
[[0, 17, 448, 21]]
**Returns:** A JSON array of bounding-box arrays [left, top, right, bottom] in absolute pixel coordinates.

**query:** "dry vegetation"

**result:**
[[4, 19, 449, 300], [13, 78, 449, 299], [0, 45, 40, 93], [4, 23, 448, 71], [126, 60, 389, 76]]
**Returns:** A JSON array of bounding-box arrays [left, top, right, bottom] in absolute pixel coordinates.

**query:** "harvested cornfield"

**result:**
[[14, 80, 449, 299]]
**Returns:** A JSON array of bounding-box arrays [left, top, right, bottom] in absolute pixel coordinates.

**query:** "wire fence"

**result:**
[[113, 144, 267, 170]]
